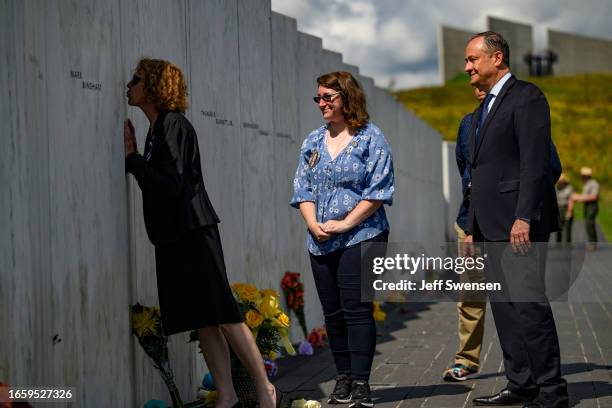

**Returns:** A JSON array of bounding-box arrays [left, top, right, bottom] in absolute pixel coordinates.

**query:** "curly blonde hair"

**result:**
[[317, 71, 369, 129], [136, 58, 188, 112]]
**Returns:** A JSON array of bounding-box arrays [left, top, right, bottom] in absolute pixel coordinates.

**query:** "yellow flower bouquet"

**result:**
[[186, 284, 296, 407], [231, 283, 296, 357], [131, 303, 184, 408], [373, 301, 387, 322]]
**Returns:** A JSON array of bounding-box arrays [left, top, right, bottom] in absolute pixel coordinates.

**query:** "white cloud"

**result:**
[[272, 0, 612, 89], [389, 70, 441, 90], [379, 18, 428, 62]]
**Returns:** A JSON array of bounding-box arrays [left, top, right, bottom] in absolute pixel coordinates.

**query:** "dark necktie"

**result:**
[[475, 93, 494, 148]]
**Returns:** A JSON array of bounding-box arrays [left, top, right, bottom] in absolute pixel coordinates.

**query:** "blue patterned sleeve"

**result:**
[[361, 131, 394, 205], [290, 136, 316, 208]]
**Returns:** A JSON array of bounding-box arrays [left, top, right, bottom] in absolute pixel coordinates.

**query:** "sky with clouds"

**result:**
[[271, 0, 612, 89]]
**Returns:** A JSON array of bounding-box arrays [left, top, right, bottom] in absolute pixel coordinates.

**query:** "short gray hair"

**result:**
[[469, 31, 510, 67]]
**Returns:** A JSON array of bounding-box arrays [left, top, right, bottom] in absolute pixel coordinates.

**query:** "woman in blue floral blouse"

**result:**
[[291, 71, 394, 408]]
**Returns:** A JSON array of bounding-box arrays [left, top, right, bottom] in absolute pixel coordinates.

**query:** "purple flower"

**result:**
[[298, 341, 314, 355]]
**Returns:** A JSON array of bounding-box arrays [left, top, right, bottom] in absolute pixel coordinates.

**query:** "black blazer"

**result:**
[[125, 110, 220, 245], [466, 75, 560, 240]]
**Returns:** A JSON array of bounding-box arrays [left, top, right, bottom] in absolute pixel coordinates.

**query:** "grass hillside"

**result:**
[[395, 73, 612, 240]]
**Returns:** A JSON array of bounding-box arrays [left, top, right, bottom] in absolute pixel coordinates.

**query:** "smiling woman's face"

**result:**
[[317, 85, 344, 124], [126, 69, 147, 107]]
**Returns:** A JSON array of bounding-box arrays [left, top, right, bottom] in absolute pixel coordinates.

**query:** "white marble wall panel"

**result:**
[[373, 88, 397, 143], [442, 141, 463, 241], [237, 0, 278, 288], [488, 17, 532, 79], [271, 13, 315, 341], [320, 49, 343, 73], [395, 108, 419, 244], [297, 33, 325, 138], [185, 0, 245, 393], [342, 63, 360, 76], [43, 0, 131, 405], [294, 31, 327, 333], [120, 1, 199, 404], [358, 76, 377, 124], [270, 13, 300, 271], [549, 29, 612, 76], [426, 127, 445, 251], [373, 89, 400, 240], [414, 119, 445, 256], [410, 119, 428, 247], [423, 122, 443, 185], [439, 25, 473, 82], [372, 88, 387, 132], [188, 0, 243, 284], [0, 0, 49, 386]]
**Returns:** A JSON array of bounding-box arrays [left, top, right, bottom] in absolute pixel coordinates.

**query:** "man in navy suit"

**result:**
[[445, 86, 562, 384], [464, 32, 568, 408]]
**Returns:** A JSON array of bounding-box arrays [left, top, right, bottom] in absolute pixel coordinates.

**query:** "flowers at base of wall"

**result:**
[[196, 389, 219, 407], [307, 326, 328, 348], [231, 283, 296, 357], [290, 397, 322, 408], [263, 358, 278, 377], [131, 303, 183, 408], [298, 340, 314, 356], [373, 301, 387, 322], [281, 272, 309, 339]]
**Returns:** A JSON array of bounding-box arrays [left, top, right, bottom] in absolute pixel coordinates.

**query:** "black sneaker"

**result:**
[[349, 380, 373, 408], [328, 374, 353, 404]]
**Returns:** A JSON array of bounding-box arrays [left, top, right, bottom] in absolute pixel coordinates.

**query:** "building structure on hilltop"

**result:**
[[439, 16, 612, 82]]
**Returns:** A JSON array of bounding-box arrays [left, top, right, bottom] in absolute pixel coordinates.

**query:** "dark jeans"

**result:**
[[556, 205, 573, 243], [309, 231, 388, 380], [584, 202, 598, 242]]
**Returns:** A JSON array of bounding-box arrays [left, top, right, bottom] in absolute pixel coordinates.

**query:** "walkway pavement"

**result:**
[[272, 222, 611, 407]]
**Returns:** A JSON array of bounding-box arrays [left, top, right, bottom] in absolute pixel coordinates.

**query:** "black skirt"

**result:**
[[154, 225, 244, 335]]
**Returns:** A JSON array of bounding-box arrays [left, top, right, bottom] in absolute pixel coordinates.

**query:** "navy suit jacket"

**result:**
[[465, 76, 561, 240], [455, 111, 562, 234]]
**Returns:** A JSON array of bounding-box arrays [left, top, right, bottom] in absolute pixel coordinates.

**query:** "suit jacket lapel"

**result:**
[[469, 107, 480, 161], [473, 75, 516, 161]]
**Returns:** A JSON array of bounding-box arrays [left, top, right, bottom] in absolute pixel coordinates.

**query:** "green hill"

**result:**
[[395, 73, 612, 240]]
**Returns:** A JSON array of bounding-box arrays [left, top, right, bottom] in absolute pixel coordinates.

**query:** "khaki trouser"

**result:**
[[454, 222, 486, 370]]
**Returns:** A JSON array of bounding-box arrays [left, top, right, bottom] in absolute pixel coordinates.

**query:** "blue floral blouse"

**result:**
[[290, 121, 394, 255]]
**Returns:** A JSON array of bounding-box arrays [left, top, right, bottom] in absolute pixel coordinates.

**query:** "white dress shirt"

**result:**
[[486, 72, 513, 113]]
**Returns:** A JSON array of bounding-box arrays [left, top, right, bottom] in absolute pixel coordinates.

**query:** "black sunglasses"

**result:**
[[130, 74, 142, 86], [313, 92, 341, 104]]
